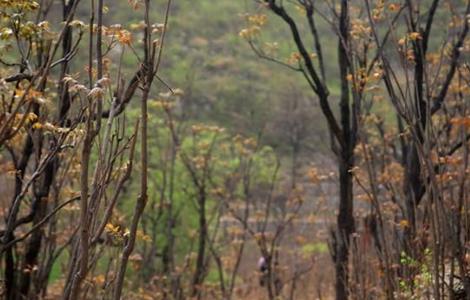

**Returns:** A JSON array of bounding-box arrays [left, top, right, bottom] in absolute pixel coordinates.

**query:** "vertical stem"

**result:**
[[335, 1, 355, 299], [68, 106, 93, 300], [113, 0, 162, 297], [68, 0, 102, 298]]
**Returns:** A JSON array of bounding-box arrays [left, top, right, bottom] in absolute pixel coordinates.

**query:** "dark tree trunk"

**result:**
[[192, 191, 207, 298], [334, 1, 355, 299], [4, 127, 34, 300], [403, 145, 423, 245], [5, 235, 16, 300], [18, 154, 55, 299], [335, 154, 355, 300], [17, 1, 74, 297], [263, 1, 357, 298]]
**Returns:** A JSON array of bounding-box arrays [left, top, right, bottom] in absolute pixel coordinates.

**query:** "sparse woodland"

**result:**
[[0, 0, 469, 299]]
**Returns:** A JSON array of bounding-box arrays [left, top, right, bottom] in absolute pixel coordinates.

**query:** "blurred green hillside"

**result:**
[[98, 0, 337, 154]]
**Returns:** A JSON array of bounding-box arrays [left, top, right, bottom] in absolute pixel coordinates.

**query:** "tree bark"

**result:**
[[191, 191, 208, 298], [334, 2, 355, 299]]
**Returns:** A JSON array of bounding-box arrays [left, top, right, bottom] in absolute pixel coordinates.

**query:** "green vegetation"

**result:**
[[1, 1, 469, 299]]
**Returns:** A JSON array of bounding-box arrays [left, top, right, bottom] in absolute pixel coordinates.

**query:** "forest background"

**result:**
[[0, 0, 469, 299]]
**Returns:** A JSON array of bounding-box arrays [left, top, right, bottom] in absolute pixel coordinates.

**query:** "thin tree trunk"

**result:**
[[17, 1, 75, 296], [191, 192, 207, 298], [335, 156, 354, 300], [335, 2, 355, 299]]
